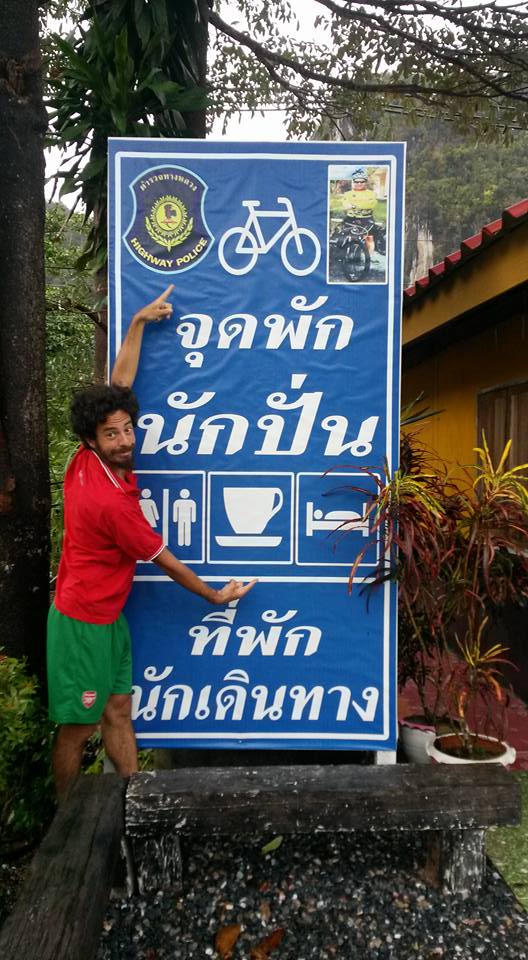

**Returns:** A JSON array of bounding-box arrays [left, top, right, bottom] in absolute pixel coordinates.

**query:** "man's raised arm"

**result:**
[[111, 284, 175, 388]]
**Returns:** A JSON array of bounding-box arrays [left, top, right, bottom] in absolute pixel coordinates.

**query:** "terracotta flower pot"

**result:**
[[426, 733, 516, 766]]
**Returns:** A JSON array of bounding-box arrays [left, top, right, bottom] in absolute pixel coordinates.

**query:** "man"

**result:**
[[341, 168, 378, 219], [340, 168, 385, 257], [48, 285, 256, 797]]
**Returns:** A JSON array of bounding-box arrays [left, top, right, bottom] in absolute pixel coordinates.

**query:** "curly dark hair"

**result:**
[[70, 384, 140, 443]]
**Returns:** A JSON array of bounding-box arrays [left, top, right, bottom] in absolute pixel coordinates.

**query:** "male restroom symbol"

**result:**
[[173, 488, 197, 547]]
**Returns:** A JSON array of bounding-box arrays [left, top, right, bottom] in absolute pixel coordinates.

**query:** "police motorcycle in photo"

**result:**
[[330, 215, 386, 283]]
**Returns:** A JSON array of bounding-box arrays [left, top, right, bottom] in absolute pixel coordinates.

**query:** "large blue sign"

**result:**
[[108, 140, 404, 751]]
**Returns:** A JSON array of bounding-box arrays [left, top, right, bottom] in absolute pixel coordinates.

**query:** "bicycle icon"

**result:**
[[218, 196, 321, 276]]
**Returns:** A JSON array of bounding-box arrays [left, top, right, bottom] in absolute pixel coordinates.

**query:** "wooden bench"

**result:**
[[126, 763, 522, 896], [0, 764, 521, 959], [0, 774, 126, 960]]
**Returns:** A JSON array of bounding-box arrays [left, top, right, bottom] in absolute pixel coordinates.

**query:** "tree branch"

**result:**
[[45, 299, 107, 333], [314, 0, 527, 103], [209, 7, 527, 104]]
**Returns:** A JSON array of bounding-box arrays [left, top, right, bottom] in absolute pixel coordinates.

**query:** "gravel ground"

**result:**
[[97, 831, 528, 960]]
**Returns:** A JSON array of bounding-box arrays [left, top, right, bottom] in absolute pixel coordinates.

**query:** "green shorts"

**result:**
[[47, 604, 133, 724]]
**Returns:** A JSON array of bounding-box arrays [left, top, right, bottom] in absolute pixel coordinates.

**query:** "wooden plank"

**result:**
[[425, 829, 487, 895], [0, 774, 126, 960], [126, 764, 521, 837], [130, 832, 183, 895]]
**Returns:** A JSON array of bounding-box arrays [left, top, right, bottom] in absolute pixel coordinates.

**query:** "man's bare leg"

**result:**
[[53, 723, 98, 800], [101, 693, 138, 775]]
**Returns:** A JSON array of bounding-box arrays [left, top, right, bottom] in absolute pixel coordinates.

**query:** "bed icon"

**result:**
[[305, 501, 370, 538]]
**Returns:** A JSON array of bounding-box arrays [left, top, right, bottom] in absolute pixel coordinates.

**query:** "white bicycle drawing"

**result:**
[[218, 196, 321, 276]]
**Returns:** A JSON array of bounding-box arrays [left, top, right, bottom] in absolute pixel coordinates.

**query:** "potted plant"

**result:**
[[425, 436, 528, 764], [427, 616, 516, 764], [347, 433, 528, 763]]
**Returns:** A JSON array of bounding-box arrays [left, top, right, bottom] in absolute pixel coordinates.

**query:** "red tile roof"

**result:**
[[404, 198, 528, 304]]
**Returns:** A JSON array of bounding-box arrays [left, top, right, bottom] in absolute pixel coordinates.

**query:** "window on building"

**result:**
[[477, 381, 528, 468]]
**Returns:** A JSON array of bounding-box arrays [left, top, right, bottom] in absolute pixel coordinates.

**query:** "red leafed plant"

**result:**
[[344, 432, 460, 724], [344, 430, 528, 747]]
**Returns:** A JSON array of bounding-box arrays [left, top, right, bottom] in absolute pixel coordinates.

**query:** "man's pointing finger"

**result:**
[[159, 283, 175, 302]]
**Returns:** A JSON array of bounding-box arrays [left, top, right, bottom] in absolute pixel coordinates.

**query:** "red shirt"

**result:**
[[55, 447, 164, 624]]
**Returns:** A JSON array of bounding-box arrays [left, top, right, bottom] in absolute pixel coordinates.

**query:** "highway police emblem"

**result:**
[[124, 165, 212, 273]]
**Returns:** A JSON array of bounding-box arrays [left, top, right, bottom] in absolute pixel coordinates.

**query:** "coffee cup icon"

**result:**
[[222, 486, 283, 543]]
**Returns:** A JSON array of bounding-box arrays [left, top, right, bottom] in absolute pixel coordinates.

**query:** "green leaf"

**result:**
[[78, 155, 107, 182], [59, 175, 80, 199], [52, 33, 85, 67], [75, 243, 106, 272], [167, 87, 207, 111], [114, 25, 134, 86], [134, 0, 152, 47], [55, 120, 91, 142], [106, 71, 119, 99], [110, 106, 128, 133], [146, 77, 186, 96], [261, 835, 283, 855]]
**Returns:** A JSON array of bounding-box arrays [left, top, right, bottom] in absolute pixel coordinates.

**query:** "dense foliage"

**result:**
[[45, 203, 95, 574], [209, 0, 528, 138], [348, 433, 528, 748], [403, 121, 528, 276], [43, 1, 528, 283], [46, 0, 207, 271], [0, 653, 55, 847]]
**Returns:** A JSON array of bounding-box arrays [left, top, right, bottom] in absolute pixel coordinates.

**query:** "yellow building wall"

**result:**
[[402, 314, 528, 469]]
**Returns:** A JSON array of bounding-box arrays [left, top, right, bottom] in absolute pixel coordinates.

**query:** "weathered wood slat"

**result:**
[[126, 764, 521, 836], [425, 829, 486, 894], [0, 773, 126, 960], [130, 832, 183, 895]]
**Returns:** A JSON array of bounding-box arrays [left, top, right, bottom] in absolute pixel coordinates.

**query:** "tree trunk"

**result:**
[[180, 0, 210, 139], [0, 2, 50, 680]]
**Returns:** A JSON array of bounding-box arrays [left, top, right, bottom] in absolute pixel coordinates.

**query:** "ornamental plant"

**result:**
[[439, 438, 528, 755], [346, 432, 528, 747], [347, 432, 459, 724], [456, 437, 528, 615], [445, 616, 514, 757]]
